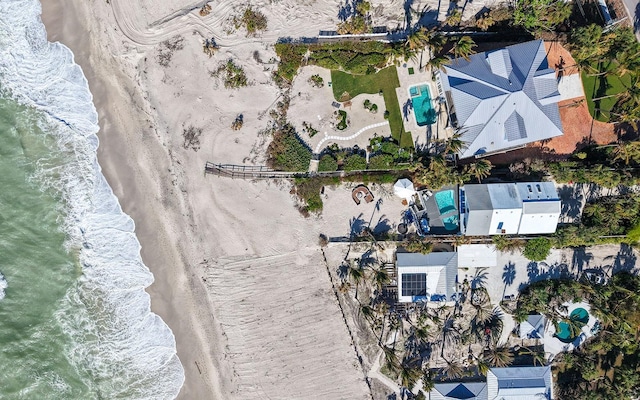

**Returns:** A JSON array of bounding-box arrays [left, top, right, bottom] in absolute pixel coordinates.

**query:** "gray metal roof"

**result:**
[[519, 314, 547, 339], [442, 40, 563, 159], [487, 366, 552, 400], [396, 252, 458, 299], [432, 382, 488, 400]]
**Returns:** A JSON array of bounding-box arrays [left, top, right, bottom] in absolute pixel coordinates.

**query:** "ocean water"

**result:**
[[0, 1, 184, 398]]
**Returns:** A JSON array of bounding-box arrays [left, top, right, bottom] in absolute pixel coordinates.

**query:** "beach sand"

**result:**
[[39, 0, 497, 398]]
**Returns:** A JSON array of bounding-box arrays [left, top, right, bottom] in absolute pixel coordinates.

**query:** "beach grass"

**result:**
[[330, 67, 413, 148], [582, 62, 630, 123]]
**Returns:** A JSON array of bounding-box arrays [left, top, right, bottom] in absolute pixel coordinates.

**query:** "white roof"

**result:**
[[457, 244, 497, 268], [441, 40, 563, 159], [487, 366, 552, 400]]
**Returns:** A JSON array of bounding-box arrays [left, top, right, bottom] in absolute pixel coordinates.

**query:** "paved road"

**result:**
[[621, 0, 640, 41]]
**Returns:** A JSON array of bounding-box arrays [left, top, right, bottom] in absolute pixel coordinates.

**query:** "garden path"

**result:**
[[314, 121, 389, 154]]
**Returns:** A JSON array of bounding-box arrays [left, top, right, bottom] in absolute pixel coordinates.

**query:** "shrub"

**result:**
[[308, 74, 324, 88], [211, 59, 248, 88], [231, 114, 243, 130], [274, 43, 307, 84], [384, 110, 390, 119], [266, 124, 312, 171], [370, 103, 378, 113], [523, 237, 552, 261], [292, 178, 324, 214], [239, 7, 267, 36], [318, 155, 339, 171], [404, 239, 433, 254], [364, 99, 371, 108], [368, 154, 394, 170], [343, 154, 367, 171], [336, 110, 348, 130]]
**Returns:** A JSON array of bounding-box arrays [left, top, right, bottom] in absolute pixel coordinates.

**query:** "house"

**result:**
[[519, 314, 547, 340], [396, 252, 458, 303], [435, 40, 563, 159], [460, 182, 560, 236], [487, 366, 553, 399], [430, 382, 488, 400]]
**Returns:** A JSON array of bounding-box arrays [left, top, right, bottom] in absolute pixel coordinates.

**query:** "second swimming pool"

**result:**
[[409, 84, 437, 126]]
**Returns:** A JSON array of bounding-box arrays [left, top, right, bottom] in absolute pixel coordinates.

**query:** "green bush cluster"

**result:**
[[551, 194, 640, 247], [273, 41, 392, 84], [336, 110, 348, 130], [238, 7, 268, 36], [318, 154, 339, 172], [343, 154, 367, 171], [274, 43, 308, 83], [211, 59, 248, 88], [523, 237, 552, 261], [266, 124, 312, 171]]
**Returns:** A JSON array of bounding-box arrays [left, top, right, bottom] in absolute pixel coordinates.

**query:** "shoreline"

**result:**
[[40, 1, 229, 398]]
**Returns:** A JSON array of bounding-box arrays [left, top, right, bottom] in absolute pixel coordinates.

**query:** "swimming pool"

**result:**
[[435, 190, 459, 231], [556, 308, 590, 343], [435, 190, 456, 215], [410, 84, 437, 126]]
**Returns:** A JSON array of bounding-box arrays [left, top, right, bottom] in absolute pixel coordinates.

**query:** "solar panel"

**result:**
[[401, 273, 427, 297]]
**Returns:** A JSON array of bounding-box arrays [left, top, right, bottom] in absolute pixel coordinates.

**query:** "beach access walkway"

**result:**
[[205, 161, 405, 179]]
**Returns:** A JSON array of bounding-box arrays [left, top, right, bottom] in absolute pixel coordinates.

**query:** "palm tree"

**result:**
[[611, 142, 640, 165], [445, 132, 467, 155], [442, 360, 465, 380], [484, 345, 514, 367], [399, 356, 421, 389], [464, 159, 492, 183], [360, 302, 376, 323], [369, 266, 389, 290], [451, 36, 477, 62], [406, 27, 428, 52], [348, 261, 365, 299]]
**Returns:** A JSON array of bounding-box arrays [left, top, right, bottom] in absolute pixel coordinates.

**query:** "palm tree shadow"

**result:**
[[612, 244, 638, 274], [502, 262, 516, 298], [349, 213, 366, 237], [337, 0, 358, 21], [471, 268, 488, 289], [404, 0, 415, 29], [403, 98, 413, 121], [557, 185, 584, 222], [571, 247, 593, 274], [373, 215, 392, 236]]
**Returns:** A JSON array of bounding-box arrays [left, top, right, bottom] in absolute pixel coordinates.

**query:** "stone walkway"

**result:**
[[314, 121, 389, 154]]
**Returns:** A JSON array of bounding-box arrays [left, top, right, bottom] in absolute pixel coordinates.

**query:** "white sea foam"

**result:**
[[0, 272, 7, 300], [0, 1, 184, 398]]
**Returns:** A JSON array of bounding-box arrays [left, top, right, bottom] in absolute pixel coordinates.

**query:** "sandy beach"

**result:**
[[38, 0, 513, 397], [38, 0, 423, 398]]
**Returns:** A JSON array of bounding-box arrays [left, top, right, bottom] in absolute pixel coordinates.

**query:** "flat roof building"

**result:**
[[461, 182, 560, 236]]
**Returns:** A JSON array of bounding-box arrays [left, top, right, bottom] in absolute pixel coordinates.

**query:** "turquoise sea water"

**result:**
[[0, 1, 184, 398]]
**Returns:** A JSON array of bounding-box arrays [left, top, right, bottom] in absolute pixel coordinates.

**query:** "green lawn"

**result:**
[[582, 62, 630, 123], [330, 67, 413, 148]]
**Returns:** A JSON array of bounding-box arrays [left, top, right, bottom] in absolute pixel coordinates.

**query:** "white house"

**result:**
[[396, 252, 458, 303], [461, 182, 560, 236], [436, 40, 563, 159], [487, 366, 553, 399]]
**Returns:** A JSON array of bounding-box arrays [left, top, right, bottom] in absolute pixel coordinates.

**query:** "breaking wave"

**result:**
[[0, 0, 185, 398]]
